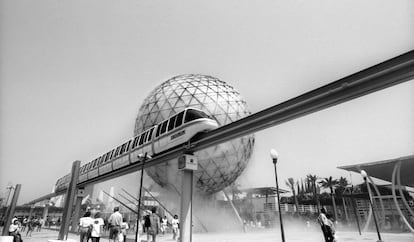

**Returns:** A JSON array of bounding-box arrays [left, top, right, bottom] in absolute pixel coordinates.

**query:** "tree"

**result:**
[[319, 176, 339, 221], [285, 178, 299, 212], [306, 174, 320, 211], [336, 176, 350, 222]]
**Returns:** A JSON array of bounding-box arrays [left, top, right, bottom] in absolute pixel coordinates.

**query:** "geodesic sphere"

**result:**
[[134, 74, 254, 194]]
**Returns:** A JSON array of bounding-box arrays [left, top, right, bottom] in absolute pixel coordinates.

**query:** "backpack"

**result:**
[[144, 215, 151, 228]]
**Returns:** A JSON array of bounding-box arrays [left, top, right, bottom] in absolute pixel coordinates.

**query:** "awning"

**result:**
[[338, 155, 414, 187]]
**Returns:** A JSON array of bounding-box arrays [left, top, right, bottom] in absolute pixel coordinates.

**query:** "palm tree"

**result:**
[[285, 178, 299, 212], [319, 176, 339, 221], [306, 174, 320, 212], [336, 176, 350, 222]]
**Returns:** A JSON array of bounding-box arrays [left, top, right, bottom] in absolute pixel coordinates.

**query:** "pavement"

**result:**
[[1, 227, 413, 242]]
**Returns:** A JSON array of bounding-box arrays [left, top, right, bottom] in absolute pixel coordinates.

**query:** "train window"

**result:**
[[147, 128, 154, 142], [98, 156, 104, 165], [94, 158, 100, 167], [120, 143, 127, 154], [184, 109, 209, 123], [160, 120, 168, 134], [126, 140, 132, 151], [168, 115, 177, 131], [175, 111, 184, 128], [115, 146, 121, 157], [143, 131, 149, 143], [108, 149, 115, 160], [103, 153, 108, 162], [138, 133, 145, 145], [132, 136, 139, 148], [91, 159, 97, 168], [155, 125, 161, 137]]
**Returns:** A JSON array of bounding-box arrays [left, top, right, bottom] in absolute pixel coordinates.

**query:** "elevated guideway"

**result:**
[[27, 50, 414, 205]]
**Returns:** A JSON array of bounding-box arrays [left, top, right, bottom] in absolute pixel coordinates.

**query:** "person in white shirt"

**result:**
[[90, 212, 104, 242], [108, 207, 123, 242], [160, 216, 168, 235], [120, 218, 129, 242], [79, 211, 94, 242], [9, 219, 22, 242], [171, 214, 179, 241]]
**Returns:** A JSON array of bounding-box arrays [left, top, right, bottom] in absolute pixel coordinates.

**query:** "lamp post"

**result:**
[[270, 149, 285, 242], [361, 170, 383, 242]]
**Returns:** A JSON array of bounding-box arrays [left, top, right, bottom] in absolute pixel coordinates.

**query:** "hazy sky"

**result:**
[[1, 0, 413, 204]]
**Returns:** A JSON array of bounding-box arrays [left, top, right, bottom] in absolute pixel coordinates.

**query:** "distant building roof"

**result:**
[[338, 155, 414, 187], [240, 187, 289, 196]]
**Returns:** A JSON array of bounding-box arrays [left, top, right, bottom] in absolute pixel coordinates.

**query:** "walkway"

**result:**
[[1, 227, 413, 242]]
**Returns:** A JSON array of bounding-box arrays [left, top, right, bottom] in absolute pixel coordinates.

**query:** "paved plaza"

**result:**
[[2, 228, 413, 242]]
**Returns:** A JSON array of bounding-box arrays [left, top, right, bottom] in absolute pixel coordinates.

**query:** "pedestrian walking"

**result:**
[[108, 207, 123, 242], [171, 214, 179, 241], [26, 218, 35, 237], [120, 218, 129, 242], [317, 208, 335, 242], [147, 207, 160, 242], [79, 211, 94, 242], [90, 212, 104, 242], [160, 216, 168, 235]]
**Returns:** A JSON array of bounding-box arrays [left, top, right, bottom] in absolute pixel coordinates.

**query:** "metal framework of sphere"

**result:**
[[134, 74, 255, 194]]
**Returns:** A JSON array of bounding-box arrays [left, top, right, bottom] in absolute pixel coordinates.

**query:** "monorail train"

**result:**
[[54, 108, 219, 191]]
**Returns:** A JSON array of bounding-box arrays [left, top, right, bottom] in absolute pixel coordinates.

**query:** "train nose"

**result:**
[[209, 120, 219, 129]]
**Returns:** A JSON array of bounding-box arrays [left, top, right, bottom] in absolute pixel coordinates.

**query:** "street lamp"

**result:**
[[270, 149, 285, 242], [361, 170, 383, 242]]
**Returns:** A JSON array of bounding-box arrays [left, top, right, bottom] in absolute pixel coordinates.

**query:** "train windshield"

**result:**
[[184, 109, 210, 123]]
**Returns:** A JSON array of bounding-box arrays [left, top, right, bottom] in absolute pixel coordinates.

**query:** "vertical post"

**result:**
[[135, 153, 147, 242], [42, 204, 50, 223], [273, 164, 285, 242], [58, 160, 81, 240], [342, 197, 349, 223], [28, 205, 35, 219], [270, 149, 285, 242], [2, 184, 21, 236], [180, 170, 193, 242], [178, 154, 198, 242]]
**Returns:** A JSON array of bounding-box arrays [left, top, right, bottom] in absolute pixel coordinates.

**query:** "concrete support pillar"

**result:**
[[58, 160, 81, 240], [42, 204, 50, 222], [180, 170, 193, 242], [70, 195, 83, 233], [178, 153, 198, 242], [28, 206, 35, 219], [2, 184, 21, 236]]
